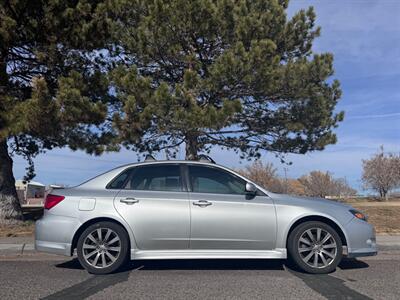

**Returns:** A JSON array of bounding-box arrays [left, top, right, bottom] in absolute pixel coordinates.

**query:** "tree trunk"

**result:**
[[0, 47, 22, 222], [384, 191, 389, 201], [185, 133, 199, 160], [0, 139, 23, 223], [379, 189, 384, 200]]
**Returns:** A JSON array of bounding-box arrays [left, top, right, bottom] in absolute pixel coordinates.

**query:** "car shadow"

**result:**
[[56, 258, 286, 271], [55, 257, 369, 273], [56, 258, 85, 270], [338, 258, 369, 270], [135, 259, 286, 270]]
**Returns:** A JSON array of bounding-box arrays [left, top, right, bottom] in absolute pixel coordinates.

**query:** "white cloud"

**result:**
[[347, 112, 400, 120]]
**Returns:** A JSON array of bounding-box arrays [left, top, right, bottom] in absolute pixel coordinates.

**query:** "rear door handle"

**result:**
[[193, 200, 212, 207], [120, 198, 139, 205]]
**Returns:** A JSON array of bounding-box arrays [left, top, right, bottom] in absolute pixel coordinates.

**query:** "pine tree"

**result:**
[[1, 0, 345, 221], [0, 0, 116, 221], [111, 0, 343, 160]]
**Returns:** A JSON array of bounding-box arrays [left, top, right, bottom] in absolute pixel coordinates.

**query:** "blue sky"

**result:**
[[12, 0, 400, 191]]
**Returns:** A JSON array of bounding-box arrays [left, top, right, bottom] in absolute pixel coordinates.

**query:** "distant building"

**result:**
[[15, 180, 46, 206]]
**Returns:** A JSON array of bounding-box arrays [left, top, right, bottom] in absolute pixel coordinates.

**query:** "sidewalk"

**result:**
[[376, 235, 400, 248], [0, 236, 35, 254], [1, 235, 400, 255]]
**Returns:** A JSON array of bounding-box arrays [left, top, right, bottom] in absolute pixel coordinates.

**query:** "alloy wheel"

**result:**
[[297, 227, 337, 269], [82, 228, 121, 269]]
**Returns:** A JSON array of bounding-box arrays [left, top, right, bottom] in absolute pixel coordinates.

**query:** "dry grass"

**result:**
[[352, 205, 400, 234], [343, 197, 400, 203], [0, 221, 35, 237], [341, 197, 400, 234]]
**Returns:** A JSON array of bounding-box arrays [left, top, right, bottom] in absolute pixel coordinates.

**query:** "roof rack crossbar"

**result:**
[[198, 155, 216, 164], [144, 154, 156, 161]]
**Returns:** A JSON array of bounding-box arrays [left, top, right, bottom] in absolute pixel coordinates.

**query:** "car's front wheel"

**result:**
[[77, 221, 129, 274], [288, 221, 342, 274]]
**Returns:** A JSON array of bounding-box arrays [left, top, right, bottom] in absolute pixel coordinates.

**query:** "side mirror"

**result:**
[[245, 182, 257, 194]]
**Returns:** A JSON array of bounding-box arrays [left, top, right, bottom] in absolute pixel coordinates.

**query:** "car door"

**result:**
[[113, 164, 190, 250], [187, 164, 276, 250]]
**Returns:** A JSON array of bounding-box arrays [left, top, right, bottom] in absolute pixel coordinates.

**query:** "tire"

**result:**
[[77, 221, 129, 275], [287, 221, 342, 274]]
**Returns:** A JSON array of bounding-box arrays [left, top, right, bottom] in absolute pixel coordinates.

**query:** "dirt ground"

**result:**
[[344, 197, 400, 204], [0, 221, 35, 238], [342, 198, 400, 234]]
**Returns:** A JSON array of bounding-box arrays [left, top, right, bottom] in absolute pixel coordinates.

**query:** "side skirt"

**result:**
[[131, 248, 287, 260]]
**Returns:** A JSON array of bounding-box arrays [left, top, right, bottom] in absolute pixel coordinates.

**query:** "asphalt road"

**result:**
[[0, 249, 399, 300]]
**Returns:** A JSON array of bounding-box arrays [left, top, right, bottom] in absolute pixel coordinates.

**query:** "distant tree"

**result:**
[[299, 171, 356, 198], [0, 1, 116, 222], [111, 0, 343, 160], [239, 162, 356, 197], [362, 148, 400, 201], [330, 178, 357, 198]]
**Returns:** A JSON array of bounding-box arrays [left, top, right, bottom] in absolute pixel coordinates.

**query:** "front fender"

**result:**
[[274, 204, 352, 249]]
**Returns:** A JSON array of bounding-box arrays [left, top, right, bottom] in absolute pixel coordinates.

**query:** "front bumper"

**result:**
[[347, 250, 377, 258], [345, 217, 377, 258], [35, 213, 80, 256]]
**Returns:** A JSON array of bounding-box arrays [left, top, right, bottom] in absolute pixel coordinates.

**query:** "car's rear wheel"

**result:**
[[77, 221, 129, 274], [288, 221, 342, 274]]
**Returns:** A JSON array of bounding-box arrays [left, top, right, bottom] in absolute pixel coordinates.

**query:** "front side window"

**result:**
[[188, 165, 246, 195], [125, 165, 182, 192]]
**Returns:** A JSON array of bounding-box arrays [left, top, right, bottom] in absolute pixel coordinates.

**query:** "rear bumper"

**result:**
[[35, 213, 80, 257], [35, 240, 72, 256], [345, 217, 377, 258]]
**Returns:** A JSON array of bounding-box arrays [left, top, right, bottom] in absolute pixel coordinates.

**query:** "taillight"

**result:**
[[44, 194, 65, 210]]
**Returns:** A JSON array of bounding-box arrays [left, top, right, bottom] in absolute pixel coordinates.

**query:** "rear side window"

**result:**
[[125, 165, 182, 192], [107, 170, 132, 189]]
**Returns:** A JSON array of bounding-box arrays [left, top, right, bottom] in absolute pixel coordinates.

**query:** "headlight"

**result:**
[[349, 209, 368, 221]]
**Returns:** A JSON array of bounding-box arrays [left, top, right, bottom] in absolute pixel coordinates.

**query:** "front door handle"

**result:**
[[120, 198, 139, 205], [193, 200, 212, 207]]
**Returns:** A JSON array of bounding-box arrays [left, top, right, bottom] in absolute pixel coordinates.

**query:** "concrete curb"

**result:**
[[0, 243, 35, 254]]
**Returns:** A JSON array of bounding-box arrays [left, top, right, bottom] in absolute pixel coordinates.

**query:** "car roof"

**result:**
[[105, 160, 221, 170], [124, 160, 215, 166], [77, 160, 227, 189]]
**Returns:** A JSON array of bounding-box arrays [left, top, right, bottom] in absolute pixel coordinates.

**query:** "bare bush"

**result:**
[[237, 161, 286, 193], [299, 171, 356, 198], [286, 179, 307, 196], [239, 161, 356, 198], [362, 148, 400, 200]]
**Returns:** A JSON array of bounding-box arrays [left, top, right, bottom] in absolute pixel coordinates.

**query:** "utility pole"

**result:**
[[284, 167, 289, 194]]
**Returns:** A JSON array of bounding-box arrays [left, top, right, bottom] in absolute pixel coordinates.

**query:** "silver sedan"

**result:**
[[35, 159, 377, 274]]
